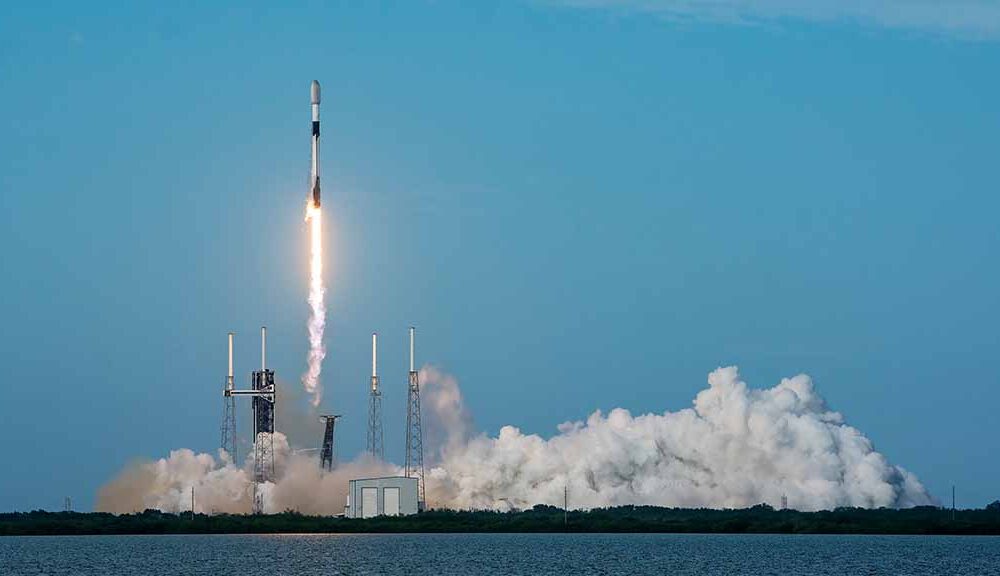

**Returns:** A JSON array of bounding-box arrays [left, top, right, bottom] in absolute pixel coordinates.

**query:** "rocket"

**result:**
[[310, 80, 321, 209]]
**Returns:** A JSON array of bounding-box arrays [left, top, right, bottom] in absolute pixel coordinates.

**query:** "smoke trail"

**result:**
[[302, 205, 325, 407], [422, 366, 934, 511]]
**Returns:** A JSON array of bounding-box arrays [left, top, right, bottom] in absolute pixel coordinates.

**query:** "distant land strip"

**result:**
[[3, 504, 1000, 536]]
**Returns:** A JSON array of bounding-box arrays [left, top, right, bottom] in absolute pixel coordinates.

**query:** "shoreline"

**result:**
[[4, 505, 1000, 537]]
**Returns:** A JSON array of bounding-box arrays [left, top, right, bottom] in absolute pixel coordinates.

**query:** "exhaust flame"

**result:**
[[302, 204, 325, 407]]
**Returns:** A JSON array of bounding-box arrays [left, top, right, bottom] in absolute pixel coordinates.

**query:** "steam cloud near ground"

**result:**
[[97, 366, 932, 513], [96, 434, 395, 515]]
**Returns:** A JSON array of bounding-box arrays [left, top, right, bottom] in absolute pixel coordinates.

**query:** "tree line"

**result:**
[[3, 503, 1000, 536]]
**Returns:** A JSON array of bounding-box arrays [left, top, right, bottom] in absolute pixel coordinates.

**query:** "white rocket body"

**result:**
[[310, 80, 321, 208]]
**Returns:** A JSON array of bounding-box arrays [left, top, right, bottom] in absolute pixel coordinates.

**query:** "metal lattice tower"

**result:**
[[220, 332, 238, 462], [226, 327, 276, 515], [366, 333, 384, 460], [251, 366, 275, 514], [319, 414, 342, 471], [404, 326, 426, 510]]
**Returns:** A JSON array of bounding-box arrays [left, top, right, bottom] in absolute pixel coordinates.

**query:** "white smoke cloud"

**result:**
[[98, 365, 932, 514], [418, 366, 475, 462], [97, 447, 252, 514], [426, 366, 933, 511], [96, 433, 396, 515], [556, 0, 1000, 39]]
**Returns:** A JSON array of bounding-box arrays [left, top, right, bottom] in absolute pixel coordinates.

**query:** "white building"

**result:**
[[345, 476, 419, 518]]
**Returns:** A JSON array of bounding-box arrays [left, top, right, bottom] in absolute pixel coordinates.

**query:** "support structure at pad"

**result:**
[[226, 326, 276, 514], [320, 414, 342, 471], [366, 333, 384, 460], [221, 332, 238, 462], [404, 326, 426, 510]]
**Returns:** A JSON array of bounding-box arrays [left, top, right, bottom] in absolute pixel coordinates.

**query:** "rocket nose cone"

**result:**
[[311, 80, 321, 105]]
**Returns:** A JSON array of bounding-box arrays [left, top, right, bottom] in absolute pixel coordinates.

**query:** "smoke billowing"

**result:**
[[418, 366, 475, 460], [427, 366, 933, 511], [97, 446, 253, 514], [96, 433, 395, 515], [97, 365, 933, 514]]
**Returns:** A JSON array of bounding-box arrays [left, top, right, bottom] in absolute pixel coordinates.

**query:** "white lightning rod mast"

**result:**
[[372, 332, 378, 381], [227, 332, 234, 391]]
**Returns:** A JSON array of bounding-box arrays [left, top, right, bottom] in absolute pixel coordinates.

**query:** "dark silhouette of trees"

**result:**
[[3, 504, 1000, 536]]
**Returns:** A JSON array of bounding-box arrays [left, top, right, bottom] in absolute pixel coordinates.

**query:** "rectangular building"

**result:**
[[345, 476, 419, 518]]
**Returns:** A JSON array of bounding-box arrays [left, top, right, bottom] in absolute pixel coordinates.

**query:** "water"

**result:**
[[1, 533, 998, 575]]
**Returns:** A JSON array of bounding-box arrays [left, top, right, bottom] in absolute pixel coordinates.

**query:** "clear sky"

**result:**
[[1, 1, 998, 512]]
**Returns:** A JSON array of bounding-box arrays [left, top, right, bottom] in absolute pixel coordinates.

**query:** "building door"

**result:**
[[361, 487, 378, 518], [384, 487, 400, 516]]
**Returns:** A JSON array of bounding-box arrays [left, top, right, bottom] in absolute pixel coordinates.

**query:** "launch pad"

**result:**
[[215, 81, 427, 516]]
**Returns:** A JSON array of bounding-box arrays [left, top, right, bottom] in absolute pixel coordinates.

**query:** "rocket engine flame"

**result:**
[[302, 204, 325, 407]]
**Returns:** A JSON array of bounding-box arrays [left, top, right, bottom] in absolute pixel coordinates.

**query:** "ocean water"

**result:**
[[1, 533, 998, 575]]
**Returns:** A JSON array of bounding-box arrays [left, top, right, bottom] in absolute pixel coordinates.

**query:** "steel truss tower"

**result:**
[[220, 333, 238, 462], [319, 414, 342, 471], [227, 327, 276, 515], [366, 333, 384, 460], [404, 326, 427, 510], [251, 366, 275, 514]]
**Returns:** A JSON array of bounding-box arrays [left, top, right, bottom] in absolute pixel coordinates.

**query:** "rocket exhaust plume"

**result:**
[[303, 204, 325, 407], [302, 80, 325, 408]]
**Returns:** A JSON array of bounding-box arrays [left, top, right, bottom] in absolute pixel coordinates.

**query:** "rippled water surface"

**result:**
[[2, 533, 999, 575]]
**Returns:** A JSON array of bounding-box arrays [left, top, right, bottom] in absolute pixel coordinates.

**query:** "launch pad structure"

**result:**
[[345, 327, 427, 517], [319, 414, 342, 471], [221, 333, 238, 462], [225, 327, 277, 515], [220, 324, 430, 515], [404, 327, 426, 510]]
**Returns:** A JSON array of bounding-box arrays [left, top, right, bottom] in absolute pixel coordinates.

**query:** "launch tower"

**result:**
[[226, 327, 276, 514]]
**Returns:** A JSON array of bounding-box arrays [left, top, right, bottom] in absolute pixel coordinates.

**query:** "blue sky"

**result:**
[[1, 1, 998, 511]]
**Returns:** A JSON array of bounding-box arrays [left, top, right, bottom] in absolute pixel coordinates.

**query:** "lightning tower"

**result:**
[[220, 332, 237, 462], [366, 332, 384, 460], [405, 326, 426, 510], [319, 414, 342, 471]]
